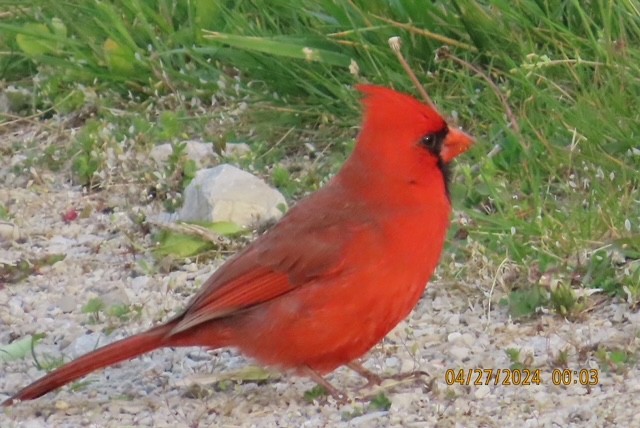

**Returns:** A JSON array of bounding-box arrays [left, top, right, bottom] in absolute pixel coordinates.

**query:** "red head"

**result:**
[[354, 84, 473, 168]]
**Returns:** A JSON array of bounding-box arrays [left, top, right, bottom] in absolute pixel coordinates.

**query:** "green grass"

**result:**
[[0, 0, 639, 316]]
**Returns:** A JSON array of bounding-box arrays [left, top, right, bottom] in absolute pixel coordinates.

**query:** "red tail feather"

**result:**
[[3, 323, 175, 405]]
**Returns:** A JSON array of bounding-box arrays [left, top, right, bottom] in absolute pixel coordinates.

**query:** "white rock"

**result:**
[[17, 419, 50, 428], [447, 332, 462, 342], [130, 275, 150, 292], [612, 306, 625, 323], [533, 391, 550, 406], [524, 418, 539, 427], [150, 140, 218, 167], [67, 332, 111, 358], [448, 345, 469, 360], [10, 154, 28, 167], [390, 392, 415, 411], [474, 384, 491, 399], [0, 221, 21, 241], [149, 143, 176, 164], [178, 165, 287, 227], [101, 289, 130, 307], [56, 296, 77, 313], [460, 333, 475, 346], [400, 357, 416, 372], [385, 356, 400, 368], [349, 411, 388, 425]]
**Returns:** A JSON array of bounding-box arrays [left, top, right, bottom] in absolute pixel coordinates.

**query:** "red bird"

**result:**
[[3, 85, 473, 405]]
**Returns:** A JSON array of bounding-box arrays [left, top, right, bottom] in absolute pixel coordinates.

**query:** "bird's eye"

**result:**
[[419, 128, 449, 154], [420, 133, 437, 150]]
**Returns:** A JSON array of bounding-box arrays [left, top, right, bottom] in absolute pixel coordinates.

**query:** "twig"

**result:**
[[388, 36, 435, 108], [147, 219, 228, 245], [485, 257, 509, 329], [373, 14, 478, 52], [437, 47, 523, 164], [437, 46, 521, 137]]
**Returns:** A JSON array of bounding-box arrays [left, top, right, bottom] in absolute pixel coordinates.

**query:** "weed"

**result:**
[[500, 286, 548, 319], [550, 283, 583, 319], [303, 385, 328, 403], [505, 348, 533, 370], [341, 392, 392, 421], [82, 297, 106, 324], [553, 348, 571, 368], [596, 346, 636, 373]]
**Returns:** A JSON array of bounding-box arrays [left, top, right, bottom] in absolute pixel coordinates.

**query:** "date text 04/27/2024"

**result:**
[[444, 368, 599, 386]]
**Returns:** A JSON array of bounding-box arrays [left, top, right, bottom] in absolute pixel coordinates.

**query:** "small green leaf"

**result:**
[[154, 221, 246, 258], [505, 348, 521, 363], [216, 366, 276, 384], [103, 38, 136, 74], [368, 392, 392, 411], [16, 23, 56, 56], [205, 221, 245, 236], [504, 286, 548, 318], [154, 232, 214, 258], [0, 335, 43, 362], [303, 385, 328, 402], [159, 112, 182, 140], [107, 304, 131, 321], [203, 32, 351, 67], [50, 18, 67, 38], [341, 407, 365, 421], [0, 205, 9, 220], [82, 297, 105, 314], [610, 350, 629, 365]]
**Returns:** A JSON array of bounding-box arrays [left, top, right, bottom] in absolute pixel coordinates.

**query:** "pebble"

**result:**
[[448, 345, 469, 360], [101, 289, 130, 307], [460, 333, 475, 346], [349, 411, 389, 426], [56, 296, 77, 313], [54, 400, 70, 410], [385, 356, 399, 368], [391, 392, 415, 411], [68, 332, 111, 358], [447, 332, 462, 342], [474, 385, 491, 399], [0, 221, 21, 241], [130, 275, 150, 291]]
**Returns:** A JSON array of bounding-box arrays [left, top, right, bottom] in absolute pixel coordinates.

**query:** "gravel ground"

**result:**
[[1, 124, 640, 427]]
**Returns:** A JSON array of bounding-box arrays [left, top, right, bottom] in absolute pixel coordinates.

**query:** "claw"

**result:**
[[302, 366, 349, 404]]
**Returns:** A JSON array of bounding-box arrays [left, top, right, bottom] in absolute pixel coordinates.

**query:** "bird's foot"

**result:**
[[303, 366, 349, 405], [346, 363, 431, 401], [347, 361, 429, 391], [302, 364, 431, 405], [346, 361, 383, 389], [387, 369, 430, 383]]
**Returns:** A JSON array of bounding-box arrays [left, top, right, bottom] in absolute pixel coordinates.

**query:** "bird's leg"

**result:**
[[302, 366, 348, 403], [390, 369, 430, 381], [346, 361, 382, 388], [348, 360, 430, 392]]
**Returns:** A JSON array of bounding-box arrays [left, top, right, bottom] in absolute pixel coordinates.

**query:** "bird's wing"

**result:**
[[170, 194, 376, 334]]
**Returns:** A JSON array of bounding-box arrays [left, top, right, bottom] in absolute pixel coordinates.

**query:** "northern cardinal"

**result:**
[[3, 84, 473, 405]]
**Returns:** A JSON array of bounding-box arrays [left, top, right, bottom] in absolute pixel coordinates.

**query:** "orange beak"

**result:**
[[441, 128, 474, 163]]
